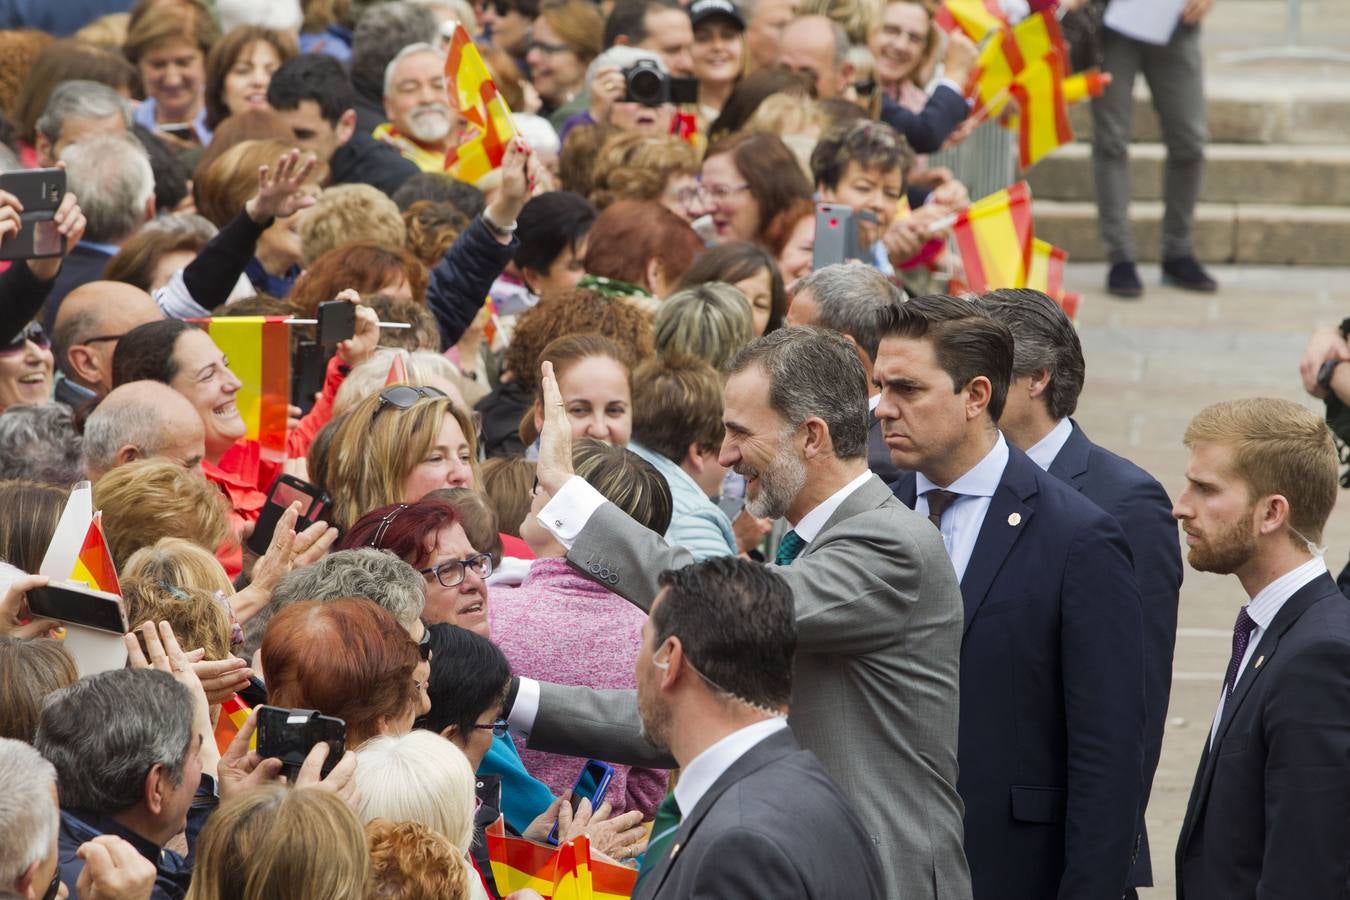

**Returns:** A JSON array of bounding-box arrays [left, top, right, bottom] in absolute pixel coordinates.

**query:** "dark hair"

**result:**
[[707, 68, 812, 144], [810, 119, 915, 190], [514, 191, 598, 277], [678, 241, 787, 334], [651, 557, 795, 710], [703, 132, 812, 244], [267, 53, 356, 125], [350, 1, 439, 100], [112, 319, 194, 387], [876, 294, 1014, 422], [204, 26, 299, 130], [977, 288, 1085, 420], [131, 125, 192, 213], [338, 498, 464, 568], [632, 354, 724, 462], [726, 327, 869, 459], [603, 0, 684, 46], [583, 200, 703, 290], [416, 623, 511, 738], [392, 173, 486, 218]]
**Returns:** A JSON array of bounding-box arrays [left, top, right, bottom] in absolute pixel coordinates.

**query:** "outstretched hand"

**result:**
[[246, 149, 319, 224], [534, 360, 575, 496]]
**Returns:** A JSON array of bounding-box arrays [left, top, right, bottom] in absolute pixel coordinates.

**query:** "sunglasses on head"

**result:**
[[374, 384, 447, 418], [1, 322, 49, 356]]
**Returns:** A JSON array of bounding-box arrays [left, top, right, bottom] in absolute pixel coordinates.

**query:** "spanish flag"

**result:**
[[214, 694, 251, 754], [1027, 238, 1067, 298], [385, 351, 409, 387], [951, 181, 1035, 292], [1063, 69, 1110, 105], [1009, 50, 1073, 168], [70, 513, 119, 596], [934, 0, 1005, 43], [486, 819, 636, 900], [445, 24, 517, 184], [190, 317, 291, 459], [968, 10, 1066, 119]]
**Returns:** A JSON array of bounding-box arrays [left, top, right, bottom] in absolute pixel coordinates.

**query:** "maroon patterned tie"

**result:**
[[1223, 606, 1258, 698], [925, 489, 959, 530]]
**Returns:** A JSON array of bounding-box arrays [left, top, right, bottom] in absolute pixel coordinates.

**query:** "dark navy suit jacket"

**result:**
[[879, 84, 968, 154], [1176, 572, 1350, 899], [893, 445, 1146, 900], [1048, 420, 1182, 887]]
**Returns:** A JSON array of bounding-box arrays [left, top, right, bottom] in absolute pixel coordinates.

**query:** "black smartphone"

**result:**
[[256, 706, 347, 781], [317, 300, 356, 346], [548, 759, 614, 844], [290, 340, 325, 414], [26, 582, 128, 634], [157, 122, 196, 139], [246, 474, 331, 556], [0, 168, 65, 262]]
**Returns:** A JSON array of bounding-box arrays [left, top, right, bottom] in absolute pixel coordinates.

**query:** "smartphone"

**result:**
[[246, 474, 331, 556], [317, 299, 356, 346], [548, 759, 614, 844], [157, 122, 196, 138], [256, 706, 346, 781], [0, 168, 65, 261], [290, 340, 325, 414], [812, 202, 864, 271], [26, 582, 128, 634]]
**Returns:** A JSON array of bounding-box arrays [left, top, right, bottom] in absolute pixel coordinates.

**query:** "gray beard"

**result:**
[[744, 446, 808, 520]]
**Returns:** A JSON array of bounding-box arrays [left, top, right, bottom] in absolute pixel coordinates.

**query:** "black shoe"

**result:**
[[1107, 261, 1144, 298], [1162, 256, 1218, 292]]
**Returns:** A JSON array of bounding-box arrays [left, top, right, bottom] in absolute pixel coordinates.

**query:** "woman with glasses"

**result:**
[[700, 131, 812, 245], [0, 322, 53, 412], [491, 438, 673, 818], [587, 132, 709, 226], [526, 0, 603, 129]]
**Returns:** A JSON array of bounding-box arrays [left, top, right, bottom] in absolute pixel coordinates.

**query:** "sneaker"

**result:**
[[1107, 261, 1144, 298], [1162, 256, 1218, 292]]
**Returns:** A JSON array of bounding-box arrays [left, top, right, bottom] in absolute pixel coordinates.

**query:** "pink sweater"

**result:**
[[489, 557, 668, 819]]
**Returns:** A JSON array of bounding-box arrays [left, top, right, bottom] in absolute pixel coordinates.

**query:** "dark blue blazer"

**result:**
[[1048, 420, 1182, 887], [893, 445, 1146, 900], [879, 84, 968, 154], [1176, 572, 1350, 900]]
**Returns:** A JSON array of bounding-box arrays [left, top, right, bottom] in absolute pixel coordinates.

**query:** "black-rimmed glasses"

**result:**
[[473, 718, 509, 737], [421, 552, 493, 588]]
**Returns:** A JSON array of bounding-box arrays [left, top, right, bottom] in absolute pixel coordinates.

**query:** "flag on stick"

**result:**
[[486, 819, 636, 900], [70, 513, 120, 596], [1062, 69, 1110, 104], [385, 352, 410, 386], [935, 0, 1006, 42], [445, 23, 517, 184], [1027, 238, 1067, 297], [191, 317, 291, 459], [215, 695, 252, 754], [1009, 50, 1073, 168], [950, 181, 1035, 292]]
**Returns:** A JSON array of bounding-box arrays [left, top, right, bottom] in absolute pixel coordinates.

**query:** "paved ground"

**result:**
[[1064, 262, 1350, 898]]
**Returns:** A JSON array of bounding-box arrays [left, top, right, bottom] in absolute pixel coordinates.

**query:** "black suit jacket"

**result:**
[[879, 84, 968, 154], [41, 244, 114, 333], [893, 445, 1146, 900], [1176, 572, 1350, 899], [636, 728, 885, 900], [1048, 420, 1183, 886]]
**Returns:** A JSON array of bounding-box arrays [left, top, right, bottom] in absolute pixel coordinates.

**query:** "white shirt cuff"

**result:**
[[538, 475, 607, 550], [510, 676, 540, 735]]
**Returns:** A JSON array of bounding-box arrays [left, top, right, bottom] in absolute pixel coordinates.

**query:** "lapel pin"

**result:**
[[1254, 655, 1265, 669], [670, 843, 681, 859], [1008, 513, 1022, 526]]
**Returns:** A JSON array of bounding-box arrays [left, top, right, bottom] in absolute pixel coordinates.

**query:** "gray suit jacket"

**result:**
[[637, 728, 885, 899], [528, 474, 971, 900]]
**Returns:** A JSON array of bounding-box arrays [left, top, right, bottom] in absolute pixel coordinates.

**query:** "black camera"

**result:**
[[623, 60, 698, 106]]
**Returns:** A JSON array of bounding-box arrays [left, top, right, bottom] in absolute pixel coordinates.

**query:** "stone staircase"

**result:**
[[1025, 43, 1350, 264]]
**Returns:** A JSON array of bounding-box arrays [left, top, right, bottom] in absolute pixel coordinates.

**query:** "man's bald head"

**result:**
[[779, 15, 852, 99], [54, 282, 164, 394], [83, 380, 206, 481]]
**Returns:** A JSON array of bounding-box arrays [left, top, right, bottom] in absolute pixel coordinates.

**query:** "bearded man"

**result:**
[[376, 43, 462, 172]]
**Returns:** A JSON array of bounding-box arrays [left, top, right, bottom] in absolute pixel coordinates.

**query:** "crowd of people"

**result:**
[[1, 0, 1346, 899]]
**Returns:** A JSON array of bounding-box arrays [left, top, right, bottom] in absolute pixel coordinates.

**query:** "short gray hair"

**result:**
[[976, 288, 1086, 420], [82, 388, 163, 477], [352, 2, 440, 93], [35, 668, 193, 815], [35, 80, 132, 145], [791, 264, 902, 362], [0, 404, 84, 487], [246, 549, 426, 656], [60, 133, 154, 244], [726, 326, 869, 459], [0, 738, 58, 887], [383, 42, 445, 97], [655, 282, 754, 371]]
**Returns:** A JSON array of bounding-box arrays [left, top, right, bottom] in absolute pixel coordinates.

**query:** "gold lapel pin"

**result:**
[[1254, 655, 1265, 669], [1008, 513, 1022, 526], [670, 843, 681, 859]]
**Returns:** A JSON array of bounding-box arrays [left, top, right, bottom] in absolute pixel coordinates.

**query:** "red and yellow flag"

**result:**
[[445, 23, 517, 184], [951, 181, 1035, 292], [192, 317, 291, 459], [70, 513, 119, 595], [385, 352, 409, 386], [215, 694, 251, 754], [486, 819, 636, 900], [1009, 50, 1073, 168], [1027, 238, 1068, 298], [935, 0, 1006, 43], [1063, 69, 1110, 105]]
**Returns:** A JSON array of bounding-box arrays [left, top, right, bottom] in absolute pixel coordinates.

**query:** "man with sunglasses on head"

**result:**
[[51, 282, 164, 409]]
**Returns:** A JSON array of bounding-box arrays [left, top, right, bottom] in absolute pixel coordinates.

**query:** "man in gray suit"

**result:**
[[631, 556, 884, 898], [519, 327, 971, 899]]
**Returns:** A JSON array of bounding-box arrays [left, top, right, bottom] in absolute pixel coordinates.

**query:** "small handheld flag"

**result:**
[[70, 513, 120, 596]]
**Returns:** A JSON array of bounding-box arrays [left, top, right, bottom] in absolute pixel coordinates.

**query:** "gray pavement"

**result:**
[[1065, 262, 1350, 898]]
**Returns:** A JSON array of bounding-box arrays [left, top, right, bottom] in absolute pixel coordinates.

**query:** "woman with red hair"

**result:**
[[579, 200, 704, 312]]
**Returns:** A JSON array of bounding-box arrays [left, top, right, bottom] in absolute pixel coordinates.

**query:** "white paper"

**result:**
[[39, 481, 92, 579], [1103, 0, 1187, 46], [62, 624, 129, 676]]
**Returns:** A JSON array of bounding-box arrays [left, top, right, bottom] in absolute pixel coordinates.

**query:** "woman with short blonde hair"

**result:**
[[654, 282, 755, 371], [93, 458, 232, 567]]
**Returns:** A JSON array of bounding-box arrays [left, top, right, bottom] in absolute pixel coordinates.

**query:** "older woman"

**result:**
[[869, 0, 938, 110], [587, 133, 708, 225], [124, 2, 219, 146], [527, 0, 603, 128], [491, 439, 672, 817], [701, 131, 812, 246], [653, 283, 754, 371]]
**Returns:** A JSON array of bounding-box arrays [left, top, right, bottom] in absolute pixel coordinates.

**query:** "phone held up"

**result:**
[[255, 706, 347, 781], [0, 168, 65, 262], [547, 759, 615, 845], [245, 474, 331, 556]]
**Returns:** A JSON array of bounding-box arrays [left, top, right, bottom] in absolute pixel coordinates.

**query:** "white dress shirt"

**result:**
[[1024, 417, 1074, 472], [915, 434, 1010, 582], [789, 470, 873, 544], [1208, 555, 1328, 748], [673, 718, 789, 816]]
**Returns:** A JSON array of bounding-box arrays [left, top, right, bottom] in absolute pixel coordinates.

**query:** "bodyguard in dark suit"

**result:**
[[980, 289, 1183, 893], [631, 557, 884, 899], [878, 295, 1147, 900], [1173, 398, 1350, 899]]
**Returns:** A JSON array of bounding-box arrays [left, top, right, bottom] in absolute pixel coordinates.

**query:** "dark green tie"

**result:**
[[633, 791, 682, 894], [775, 529, 806, 566]]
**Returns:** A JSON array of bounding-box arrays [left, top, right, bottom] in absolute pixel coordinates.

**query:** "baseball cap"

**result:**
[[688, 0, 745, 30]]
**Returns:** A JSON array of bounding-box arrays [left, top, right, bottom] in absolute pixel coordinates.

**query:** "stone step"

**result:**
[[1030, 199, 1350, 264], [1026, 142, 1350, 206], [1065, 81, 1350, 145]]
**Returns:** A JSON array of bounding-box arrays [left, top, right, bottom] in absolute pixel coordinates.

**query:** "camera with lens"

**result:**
[[623, 59, 698, 106]]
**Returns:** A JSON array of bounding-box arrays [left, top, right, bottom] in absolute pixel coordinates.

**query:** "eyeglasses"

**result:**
[[700, 181, 750, 202], [673, 184, 710, 206], [80, 333, 124, 345], [473, 718, 509, 737], [1, 322, 49, 356], [40, 867, 61, 900], [367, 503, 410, 548], [421, 552, 493, 588], [374, 384, 446, 418], [417, 626, 432, 661], [527, 39, 569, 55]]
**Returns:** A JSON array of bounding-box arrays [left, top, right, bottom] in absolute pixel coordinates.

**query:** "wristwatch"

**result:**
[[1317, 357, 1345, 394], [481, 211, 518, 237]]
